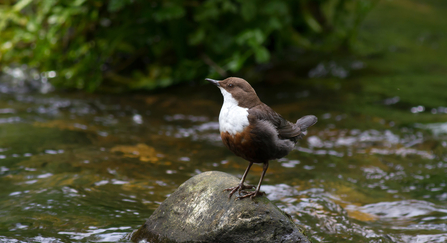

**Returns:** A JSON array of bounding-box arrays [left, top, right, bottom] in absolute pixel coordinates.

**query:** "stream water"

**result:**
[[1, 0, 447, 242]]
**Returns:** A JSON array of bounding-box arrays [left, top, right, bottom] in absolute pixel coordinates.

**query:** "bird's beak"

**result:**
[[205, 78, 220, 87]]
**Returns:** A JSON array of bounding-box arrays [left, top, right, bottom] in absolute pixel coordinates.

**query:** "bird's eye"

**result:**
[[228, 84, 233, 88]]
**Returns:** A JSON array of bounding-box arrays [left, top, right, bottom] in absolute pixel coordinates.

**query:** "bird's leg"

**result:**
[[224, 161, 255, 198], [237, 161, 268, 200]]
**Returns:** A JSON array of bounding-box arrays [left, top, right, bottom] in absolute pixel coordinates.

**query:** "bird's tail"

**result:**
[[295, 115, 318, 133]]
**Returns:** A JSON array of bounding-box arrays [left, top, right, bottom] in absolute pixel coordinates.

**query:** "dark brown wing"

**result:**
[[248, 103, 302, 139]]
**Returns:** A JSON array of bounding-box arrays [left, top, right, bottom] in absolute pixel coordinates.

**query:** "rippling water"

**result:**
[[1, 1, 447, 242], [1, 74, 446, 242]]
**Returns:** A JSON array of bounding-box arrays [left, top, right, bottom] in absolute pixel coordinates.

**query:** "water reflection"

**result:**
[[59, 226, 132, 242], [0, 84, 446, 242], [417, 122, 447, 137]]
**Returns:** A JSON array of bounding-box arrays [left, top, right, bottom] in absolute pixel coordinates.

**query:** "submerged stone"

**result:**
[[131, 171, 309, 243]]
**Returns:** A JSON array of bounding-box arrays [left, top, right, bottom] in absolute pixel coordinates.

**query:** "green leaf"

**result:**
[[72, 0, 86, 7], [236, 29, 265, 46], [153, 4, 186, 22], [188, 28, 205, 46], [12, 0, 32, 12], [302, 7, 323, 33], [222, 1, 237, 13], [262, 1, 288, 16], [240, 1, 256, 21], [226, 51, 252, 72], [108, 0, 128, 12], [254, 46, 270, 63], [194, 2, 220, 21]]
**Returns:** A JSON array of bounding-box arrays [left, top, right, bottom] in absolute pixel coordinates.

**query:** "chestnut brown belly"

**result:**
[[221, 130, 271, 163]]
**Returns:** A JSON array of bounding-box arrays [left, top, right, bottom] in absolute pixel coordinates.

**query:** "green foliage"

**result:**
[[0, 0, 377, 91]]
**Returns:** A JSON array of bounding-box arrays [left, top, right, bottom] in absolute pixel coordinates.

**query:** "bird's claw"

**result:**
[[236, 190, 265, 200], [224, 184, 254, 198]]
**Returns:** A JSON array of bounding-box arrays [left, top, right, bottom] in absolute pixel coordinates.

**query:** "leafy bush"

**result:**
[[0, 0, 376, 91]]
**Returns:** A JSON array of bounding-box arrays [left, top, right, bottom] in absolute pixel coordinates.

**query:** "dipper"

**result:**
[[207, 77, 317, 199]]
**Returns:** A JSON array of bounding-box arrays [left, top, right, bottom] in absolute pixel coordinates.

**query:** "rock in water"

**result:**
[[131, 171, 309, 243]]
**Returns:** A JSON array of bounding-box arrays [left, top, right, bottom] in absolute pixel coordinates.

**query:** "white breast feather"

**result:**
[[218, 88, 249, 135]]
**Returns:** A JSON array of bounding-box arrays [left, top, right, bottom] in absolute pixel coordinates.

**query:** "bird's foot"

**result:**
[[236, 190, 265, 200], [224, 184, 254, 199]]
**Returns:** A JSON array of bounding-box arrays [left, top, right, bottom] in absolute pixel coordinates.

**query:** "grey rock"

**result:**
[[131, 171, 309, 243]]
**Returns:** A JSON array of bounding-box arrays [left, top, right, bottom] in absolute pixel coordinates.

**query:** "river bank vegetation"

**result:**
[[0, 0, 376, 91]]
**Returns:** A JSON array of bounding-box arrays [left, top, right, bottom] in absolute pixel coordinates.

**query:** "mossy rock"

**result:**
[[131, 171, 309, 243]]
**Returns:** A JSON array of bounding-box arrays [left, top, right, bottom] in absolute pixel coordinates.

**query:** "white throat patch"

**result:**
[[218, 88, 249, 135]]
